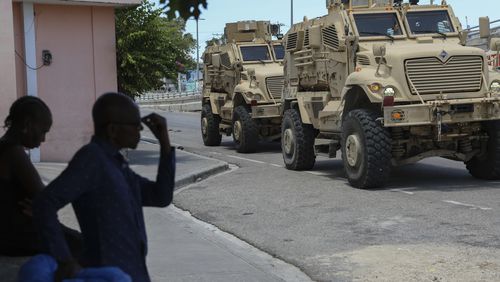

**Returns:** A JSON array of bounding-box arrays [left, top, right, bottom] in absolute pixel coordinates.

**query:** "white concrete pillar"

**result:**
[[23, 2, 40, 162]]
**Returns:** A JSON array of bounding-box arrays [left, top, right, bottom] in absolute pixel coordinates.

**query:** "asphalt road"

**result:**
[[142, 108, 500, 282]]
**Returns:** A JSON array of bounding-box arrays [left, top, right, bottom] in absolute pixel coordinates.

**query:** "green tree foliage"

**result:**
[[116, 1, 195, 97], [159, 0, 208, 20]]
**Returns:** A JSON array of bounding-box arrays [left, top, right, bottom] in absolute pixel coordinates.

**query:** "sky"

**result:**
[[162, 0, 500, 60]]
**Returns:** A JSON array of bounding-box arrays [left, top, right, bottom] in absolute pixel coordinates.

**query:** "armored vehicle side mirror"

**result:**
[[479, 17, 491, 39], [309, 26, 322, 49], [373, 43, 386, 57], [491, 38, 500, 52], [458, 30, 469, 46], [212, 54, 221, 68], [247, 68, 256, 77], [233, 61, 243, 72]]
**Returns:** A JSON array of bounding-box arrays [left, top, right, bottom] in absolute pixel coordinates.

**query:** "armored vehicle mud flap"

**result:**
[[383, 97, 500, 127], [251, 104, 282, 119]]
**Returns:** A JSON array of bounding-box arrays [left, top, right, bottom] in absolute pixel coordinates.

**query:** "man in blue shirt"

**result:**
[[33, 92, 175, 282]]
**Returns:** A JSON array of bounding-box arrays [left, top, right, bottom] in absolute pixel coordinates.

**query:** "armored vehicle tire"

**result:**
[[232, 105, 258, 153], [281, 109, 316, 170], [465, 120, 500, 179], [341, 109, 392, 189], [201, 104, 222, 146]]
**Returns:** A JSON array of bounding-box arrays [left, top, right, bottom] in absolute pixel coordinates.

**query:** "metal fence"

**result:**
[[135, 90, 201, 103]]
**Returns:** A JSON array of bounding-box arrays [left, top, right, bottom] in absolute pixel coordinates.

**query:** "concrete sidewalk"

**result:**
[[0, 142, 311, 282]]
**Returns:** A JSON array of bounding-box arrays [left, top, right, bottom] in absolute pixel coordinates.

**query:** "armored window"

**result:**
[[406, 10, 455, 35], [322, 25, 339, 50], [286, 32, 298, 51], [273, 44, 285, 60], [303, 29, 310, 47], [353, 13, 403, 37], [356, 55, 371, 66], [220, 53, 231, 68], [203, 53, 212, 65], [239, 45, 271, 62]]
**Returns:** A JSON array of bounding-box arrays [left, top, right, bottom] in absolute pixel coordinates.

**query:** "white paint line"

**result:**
[[442, 200, 492, 211], [305, 171, 331, 176], [226, 155, 266, 164], [390, 189, 415, 195], [270, 163, 283, 168]]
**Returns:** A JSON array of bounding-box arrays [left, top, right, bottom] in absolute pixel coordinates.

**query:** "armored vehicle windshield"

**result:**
[[240, 45, 272, 62], [406, 10, 455, 35], [272, 44, 284, 60], [353, 12, 403, 37]]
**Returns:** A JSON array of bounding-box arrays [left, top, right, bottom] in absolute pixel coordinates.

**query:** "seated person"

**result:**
[[0, 96, 81, 257], [33, 93, 175, 281]]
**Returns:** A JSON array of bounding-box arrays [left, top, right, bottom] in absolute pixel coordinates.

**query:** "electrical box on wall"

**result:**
[[42, 50, 52, 66]]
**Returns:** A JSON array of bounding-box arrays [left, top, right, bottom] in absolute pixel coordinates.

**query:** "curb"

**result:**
[[140, 137, 229, 188]]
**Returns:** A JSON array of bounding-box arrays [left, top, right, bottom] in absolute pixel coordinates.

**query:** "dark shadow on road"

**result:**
[[387, 162, 500, 191], [304, 158, 500, 192], [220, 140, 282, 154]]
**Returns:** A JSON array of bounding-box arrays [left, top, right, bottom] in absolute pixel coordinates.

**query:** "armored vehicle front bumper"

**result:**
[[251, 103, 282, 119], [383, 97, 500, 127]]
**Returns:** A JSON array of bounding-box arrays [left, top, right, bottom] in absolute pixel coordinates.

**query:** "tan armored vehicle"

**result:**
[[480, 17, 500, 86], [281, 0, 500, 188], [201, 21, 284, 153]]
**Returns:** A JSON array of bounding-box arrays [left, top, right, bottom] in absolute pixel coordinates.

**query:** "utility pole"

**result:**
[[291, 0, 293, 27], [190, 18, 205, 92], [196, 18, 200, 92]]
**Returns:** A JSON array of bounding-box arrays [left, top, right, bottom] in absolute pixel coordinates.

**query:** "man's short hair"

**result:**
[[92, 92, 136, 135], [5, 96, 51, 129]]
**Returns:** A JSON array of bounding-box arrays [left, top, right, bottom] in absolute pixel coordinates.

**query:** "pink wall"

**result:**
[[13, 3, 26, 99], [35, 4, 117, 161], [0, 1, 18, 124]]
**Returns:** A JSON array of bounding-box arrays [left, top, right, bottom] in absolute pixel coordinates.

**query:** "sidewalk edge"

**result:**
[[141, 137, 229, 188]]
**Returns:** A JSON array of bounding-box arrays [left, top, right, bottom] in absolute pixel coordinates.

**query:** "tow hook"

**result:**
[[433, 108, 452, 142]]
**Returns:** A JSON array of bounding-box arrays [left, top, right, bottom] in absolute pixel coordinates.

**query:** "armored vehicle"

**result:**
[[281, 0, 500, 188], [201, 21, 284, 153]]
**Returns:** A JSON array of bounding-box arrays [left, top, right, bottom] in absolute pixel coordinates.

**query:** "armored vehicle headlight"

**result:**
[[383, 87, 396, 96], [491, 81, 500, 93], [383, 87, 396, 107], [368, 83, 383, 93]]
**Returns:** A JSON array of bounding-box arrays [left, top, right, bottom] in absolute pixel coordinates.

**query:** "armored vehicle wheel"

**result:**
[[281, 109, 316, 170], [201, 104, 222, 146], [341, 109, 392, 189], [232, 106, 258, 153], [466, 121, 500, 179]]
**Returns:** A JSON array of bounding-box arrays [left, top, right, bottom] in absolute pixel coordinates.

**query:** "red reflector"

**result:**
[[251, 100, 258, 106], [383, 96, 394, 107]]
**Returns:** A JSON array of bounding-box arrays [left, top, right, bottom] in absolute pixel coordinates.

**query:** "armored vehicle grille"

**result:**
[[220, 53, 231, 68], [357, 55, 370, 66], [304, 29, 310, 47], [266, 76, 284, 99], [286, 32, 298, 51], [405, 56, 483, 95], [322, 25, 339, 50]]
